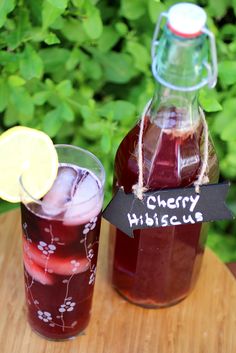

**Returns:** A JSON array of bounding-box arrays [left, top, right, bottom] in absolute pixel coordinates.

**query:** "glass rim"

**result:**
[[19, 144, 105, 210]]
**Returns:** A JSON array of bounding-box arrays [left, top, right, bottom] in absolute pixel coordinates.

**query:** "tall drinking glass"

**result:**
[[20, 145, 105, 340]]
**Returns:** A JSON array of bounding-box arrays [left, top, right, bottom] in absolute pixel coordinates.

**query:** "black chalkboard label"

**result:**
[[102, 182, 233, 237]]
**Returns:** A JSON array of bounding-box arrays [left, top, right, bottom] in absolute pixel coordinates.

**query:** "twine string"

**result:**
[[194, 108, 209, 193], [132, 99, 152, 200]]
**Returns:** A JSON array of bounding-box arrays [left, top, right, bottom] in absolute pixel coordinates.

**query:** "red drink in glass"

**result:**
[[20, 146, 105, 340]]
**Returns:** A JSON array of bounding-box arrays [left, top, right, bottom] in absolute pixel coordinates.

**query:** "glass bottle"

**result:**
[[111, 3, 219, 308]]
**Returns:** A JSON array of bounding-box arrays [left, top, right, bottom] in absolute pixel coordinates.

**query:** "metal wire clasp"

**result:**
[[151, 12, 218, 92], [151, 12, 168, 61]]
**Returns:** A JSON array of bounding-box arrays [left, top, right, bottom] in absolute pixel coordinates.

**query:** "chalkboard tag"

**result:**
[[102, 182, 234, 237]]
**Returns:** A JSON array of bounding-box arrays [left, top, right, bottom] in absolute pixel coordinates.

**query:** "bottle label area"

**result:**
[[103, 183, 233, 237]]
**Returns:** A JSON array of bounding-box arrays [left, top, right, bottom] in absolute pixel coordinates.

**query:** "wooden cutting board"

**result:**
[[0, 209, 236, 353]]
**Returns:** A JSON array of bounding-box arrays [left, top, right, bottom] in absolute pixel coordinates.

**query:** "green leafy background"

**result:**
[[0, 0, 236, 262]]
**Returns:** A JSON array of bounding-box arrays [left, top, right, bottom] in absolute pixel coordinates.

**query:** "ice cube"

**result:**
[[63, 171, 103, 225], [73, 172, 99, 203], [42, 166, 77, 216]]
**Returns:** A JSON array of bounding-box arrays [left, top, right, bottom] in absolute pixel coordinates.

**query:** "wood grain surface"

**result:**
[[0, 209, 236, 353]]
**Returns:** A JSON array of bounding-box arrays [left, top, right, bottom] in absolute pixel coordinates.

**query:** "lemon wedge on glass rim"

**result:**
[[0, 126, 58, 203]]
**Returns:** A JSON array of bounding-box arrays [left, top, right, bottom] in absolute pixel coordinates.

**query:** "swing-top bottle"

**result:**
[[111, 3, 219, 308]]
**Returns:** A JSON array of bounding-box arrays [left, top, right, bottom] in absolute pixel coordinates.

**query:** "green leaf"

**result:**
[[220, 158, 236, 179], [126, 41, 150, 72], [0, 79, 9, 112], [0, 0, 15, 28], [208, 0, 230, 19], [81, 121, 104, 140], [20, 44, 44, 80], [225, 154, 236, 168], [218, 61, 236, 86], [66, 48, 81, 71], [148, 0, 166, 24], [228, 40, 236, 54], [99, 100, 136, 121], [78, 87, 94, 100], [58, 102, 75, 122], [43, 103, 74, 136], [5, 8, 31, 50], [62, 18, 87, 43], [100, 131, 111, 154], [79, 105, 91, 120], [115, 22, 128, 36], [42, 0, 67, 29], [9, 86, 34, 123], [0, 51, 19, 73], [33, 91, 50, 105], [98, 52, 136, 84], [213, 98, 236, 141], [207, 229, 236, 262], [213, 98, 236, 135], [199, 89, 222, 113], [221, 121, 236, 141], [4, 105, 18, 126], [227, 141, 236, 157], [24, 1, 42, 26], [220, 24, 236, 41], [82, 7, 103, 40], [25, 27, 45, 43], [8, 75, 26, 87], [0, 51, 15, 66], [120, 0, 146, 20], [56, 80, 73, 97], [72, 0, 85, 6], [45, 78, 55, 89], [44, 32, 61, 45], [233, 0, 236, 17], [50, 16, 64, 30], [46, 0, 68, 10], [81, 60, 102, 80], [98, 26, 120, 53], [39, 48, 70, 73], [43, 109, 63, 137]]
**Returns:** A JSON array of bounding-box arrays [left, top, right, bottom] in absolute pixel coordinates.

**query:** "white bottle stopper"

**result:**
[[168, 3, 207, 38]]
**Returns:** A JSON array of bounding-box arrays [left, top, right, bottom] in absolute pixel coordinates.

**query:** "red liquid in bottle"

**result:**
[[112, 108, 219, 307], [21, 164, 102, 339]]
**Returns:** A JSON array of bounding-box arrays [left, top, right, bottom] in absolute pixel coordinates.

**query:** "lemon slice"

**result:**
[[0, 126, 58, 203]]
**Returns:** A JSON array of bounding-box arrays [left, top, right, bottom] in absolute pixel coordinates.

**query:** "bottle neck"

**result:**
[[150, 84, 199, 130], [154, 27, 208, 89], [150, 27, 206, 130]]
